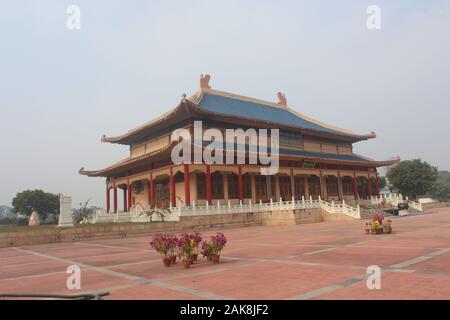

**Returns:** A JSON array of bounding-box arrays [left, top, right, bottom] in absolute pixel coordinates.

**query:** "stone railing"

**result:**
[[318, 199, 361, 219], [85, 196, 362, 224]]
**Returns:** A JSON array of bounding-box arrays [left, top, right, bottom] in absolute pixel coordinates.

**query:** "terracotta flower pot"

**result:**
[[211, 254, 220, 264], [171, 255, 177, 264], [365, 229, 370, 234], [207, 256, 212, 262], [371, 229, 377, 235], [191, 253, 198, 263], [181, 259, 192, 269], [162, 257, 172, 267]]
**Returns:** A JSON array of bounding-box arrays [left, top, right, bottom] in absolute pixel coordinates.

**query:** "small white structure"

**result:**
[[28, 211, 40, 226], [58, 195, 74, 227]]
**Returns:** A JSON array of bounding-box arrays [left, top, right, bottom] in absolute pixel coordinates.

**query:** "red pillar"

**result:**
[[375, 173, 380, 197], [127, 181, 132, 211], [184, 164, 191, 206], [113, 186, 118, 213], [367, 174, 372, 198], [206, 165, 212, 205], [149, 174, 155, 208], [353, 172, 358, 200], [170, 167, 176, 207], [106, 186, 110, 213], [123, 187, 127, 212], [238, 166, 244, 201]]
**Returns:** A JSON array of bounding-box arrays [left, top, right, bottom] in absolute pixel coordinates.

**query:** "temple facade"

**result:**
[[80, 75, 399, 213]]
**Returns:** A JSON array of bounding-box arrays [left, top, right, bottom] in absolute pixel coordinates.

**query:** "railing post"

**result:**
[[291, 196, 295, 210], [193, 201, 196, 215], [249, 199, 252, 211], [228, 200, 231, 213], [206, 202, 209, 214]]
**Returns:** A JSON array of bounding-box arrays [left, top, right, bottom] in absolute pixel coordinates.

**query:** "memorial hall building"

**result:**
[[80, 75, 399, 213]]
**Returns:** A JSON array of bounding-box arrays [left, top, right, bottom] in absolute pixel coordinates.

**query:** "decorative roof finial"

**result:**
[[200, 74, 211, 89], [277, 92, 287, 107]]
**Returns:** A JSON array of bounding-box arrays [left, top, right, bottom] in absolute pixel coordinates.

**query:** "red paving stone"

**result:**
[[0, 207, 449, 299]]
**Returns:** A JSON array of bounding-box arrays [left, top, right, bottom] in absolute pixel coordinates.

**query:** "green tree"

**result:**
[[378, 176, 387, 190], [428, 181, 450, 202], [386, 159, 438, 199], [12, 190, 59, 219]]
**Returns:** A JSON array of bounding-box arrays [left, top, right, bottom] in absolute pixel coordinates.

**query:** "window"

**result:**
[[243, 174, 252, 198], [228, 174, 239, 199], [211, 172, 224, 199], [196, 173, 206, 199]]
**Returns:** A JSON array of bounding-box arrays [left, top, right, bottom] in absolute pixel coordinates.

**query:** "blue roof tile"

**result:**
[[198, 92, 353, 137]]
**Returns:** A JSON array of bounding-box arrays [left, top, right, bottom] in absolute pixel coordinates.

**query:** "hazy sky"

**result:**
[[1, 0, 449, 207]]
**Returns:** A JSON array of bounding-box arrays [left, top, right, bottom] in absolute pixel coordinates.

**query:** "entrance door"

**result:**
[[154, 178, 170, 207], [278, 176, 292, 201]]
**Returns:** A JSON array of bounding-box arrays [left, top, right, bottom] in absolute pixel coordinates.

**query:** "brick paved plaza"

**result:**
[[1, 208, 450, 300]]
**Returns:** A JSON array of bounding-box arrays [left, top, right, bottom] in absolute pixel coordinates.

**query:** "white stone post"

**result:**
[[58, 195, 74, 227]]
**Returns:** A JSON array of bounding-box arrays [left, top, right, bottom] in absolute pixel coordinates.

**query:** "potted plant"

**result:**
[[177, 233, 195, 268], [201, 232, 227, 264], [383, 220, 392, 234], [364, 221, 371, 234], [189, 232, 202, 263], [150, 234, 177, 267], [371, 220, 380, 234]]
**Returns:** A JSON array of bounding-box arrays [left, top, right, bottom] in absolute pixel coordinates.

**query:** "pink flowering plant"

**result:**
[[372, 212, 384, 224], [190, 231, 203, 253], [177, 233, 195, 260], [150, 234, 177, 258], [201, 232, 227, 257]]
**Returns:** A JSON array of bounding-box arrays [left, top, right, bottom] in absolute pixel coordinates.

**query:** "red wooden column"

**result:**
[[106, 186, 110, 213], [375, 172, 380, 197], [170, 167, 176, 207], [149, 174, 155, 208], [123, 187, 127, 212], [127, 181, 132, 211], [184, 164, 191, 206], [113, 186, 118, 213], [367, 173, 372, 199], [206, 165, 212, 205], [353, 172, 358, 200], [238, 166, 244, 202]]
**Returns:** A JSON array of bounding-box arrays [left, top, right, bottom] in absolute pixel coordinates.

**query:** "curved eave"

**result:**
[[79, 142, 175, 177], [101, 100, 196, 145]]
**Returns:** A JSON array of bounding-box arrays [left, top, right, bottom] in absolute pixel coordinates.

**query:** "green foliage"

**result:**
[[428, 180, 450, 202], [437, 170, 450, 183], [73, 199, 97, 224], [12, 189, 59, 219], [386, 159, 438, 199], [378, 176, 387, 190]]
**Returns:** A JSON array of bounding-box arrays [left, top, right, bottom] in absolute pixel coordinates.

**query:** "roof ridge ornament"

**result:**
[[277, 92, 287, 107], [200, 74, 211, 89]]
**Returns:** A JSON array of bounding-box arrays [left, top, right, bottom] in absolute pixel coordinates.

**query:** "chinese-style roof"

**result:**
[[189, 89, 375, 140], [101, 82, 376, 145]]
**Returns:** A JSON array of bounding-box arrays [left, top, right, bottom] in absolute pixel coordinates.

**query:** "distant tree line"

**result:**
[[386, 159, 450, 201]]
